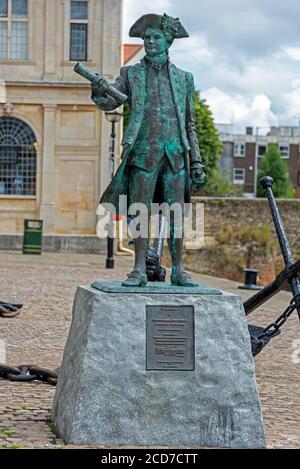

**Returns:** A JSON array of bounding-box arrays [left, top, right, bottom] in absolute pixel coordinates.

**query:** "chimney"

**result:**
[[246, 127, 253, 135]]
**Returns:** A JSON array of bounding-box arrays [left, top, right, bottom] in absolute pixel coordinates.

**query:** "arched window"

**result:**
[[0, 116, 37, 196]]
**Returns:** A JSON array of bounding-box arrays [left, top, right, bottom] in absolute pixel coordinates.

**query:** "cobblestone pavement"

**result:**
[[0, 251, 299, 449]]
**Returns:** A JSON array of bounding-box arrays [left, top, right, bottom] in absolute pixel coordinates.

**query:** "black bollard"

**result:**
[[239, 268, 262, 290]]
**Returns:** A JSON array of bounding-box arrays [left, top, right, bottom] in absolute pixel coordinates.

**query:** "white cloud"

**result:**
[[202, 87, 278, 129], [125, 0, 171, 14], [292, 79, 300, 89], [122, 0, 300, 127], [280, 81, 300, 123], [123, 0, 172, 43], [172, 34, 216, 64], [282, 46, 300, 61]]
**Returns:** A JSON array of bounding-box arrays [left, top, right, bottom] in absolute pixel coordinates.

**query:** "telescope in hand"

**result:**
[[74, 62, 128, 104]]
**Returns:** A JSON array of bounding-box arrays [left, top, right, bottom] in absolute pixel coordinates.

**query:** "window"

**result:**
[[0, 117, 36, 196], [233, 168, 245, 185], [70, 0, 88, 61], [12, 0, 27, 16], [0, 0, 8, 17], [70, 23, 87, 61], [279, 144, 289, 159], [234, 143, 246, 157], [0, 22, 8, 58], [258, 144, 267, 156], [71, 0, 87, 19], [0, 0, 28, 60]]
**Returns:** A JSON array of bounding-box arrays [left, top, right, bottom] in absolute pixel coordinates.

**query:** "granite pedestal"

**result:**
[[52, 281, 265, 448]]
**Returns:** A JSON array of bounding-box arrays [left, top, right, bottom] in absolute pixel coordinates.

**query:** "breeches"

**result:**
[[128, 155, 187, 212]]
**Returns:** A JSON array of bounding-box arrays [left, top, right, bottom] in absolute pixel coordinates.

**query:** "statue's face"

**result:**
[[144, 27, 169, 56]]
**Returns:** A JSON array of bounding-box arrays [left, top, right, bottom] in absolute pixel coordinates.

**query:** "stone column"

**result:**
[[99, 0, 123, 197], [101, 0, 122, 76], [43, 0, 57, 80], [39, 105, 58, 232]]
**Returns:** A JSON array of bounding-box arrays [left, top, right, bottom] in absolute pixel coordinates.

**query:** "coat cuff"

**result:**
[[190, 161, 205, 170]]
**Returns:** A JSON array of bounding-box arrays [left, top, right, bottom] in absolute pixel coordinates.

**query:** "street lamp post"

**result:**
[[254, 126, 272, 197], [254, 126, 259, 197], [104, 110, 123, 269]]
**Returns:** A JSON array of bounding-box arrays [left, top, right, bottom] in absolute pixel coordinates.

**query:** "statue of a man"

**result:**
[[92, 13, 205, 287]]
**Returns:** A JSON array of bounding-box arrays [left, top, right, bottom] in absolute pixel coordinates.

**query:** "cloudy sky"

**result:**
[[123, 0, 300, 130]]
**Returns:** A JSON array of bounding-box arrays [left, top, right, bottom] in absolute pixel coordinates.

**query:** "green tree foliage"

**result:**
[[194, 92, 241, 196], [203, 168, 244, 197], [257, 144, 295, 198], [217, 223, 275, 268], [193, 92, 223, 185]]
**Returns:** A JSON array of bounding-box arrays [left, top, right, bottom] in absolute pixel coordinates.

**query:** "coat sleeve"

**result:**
[[185, 72, 204, 169], [91, 66, 129, 111]]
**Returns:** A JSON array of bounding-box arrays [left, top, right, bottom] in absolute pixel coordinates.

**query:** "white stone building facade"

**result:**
[[0, 0, 123, 246]]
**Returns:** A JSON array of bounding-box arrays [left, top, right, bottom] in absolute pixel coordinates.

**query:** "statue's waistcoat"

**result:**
[[122, 61, 190, 159]]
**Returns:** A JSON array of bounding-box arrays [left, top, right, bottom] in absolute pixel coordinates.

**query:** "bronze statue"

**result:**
[[88, 14, 206, 287]]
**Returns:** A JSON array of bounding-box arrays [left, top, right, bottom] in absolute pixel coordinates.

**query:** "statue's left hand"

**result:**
[[191, 164, 205, 188]]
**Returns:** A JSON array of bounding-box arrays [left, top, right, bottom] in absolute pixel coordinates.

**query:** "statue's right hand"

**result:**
[[91, 76, 109, 96]]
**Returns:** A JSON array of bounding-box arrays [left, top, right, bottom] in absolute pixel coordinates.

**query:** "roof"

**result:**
[[123, 44, 143, 65]]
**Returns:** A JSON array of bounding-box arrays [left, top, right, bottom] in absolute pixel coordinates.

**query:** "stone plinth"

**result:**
[[52, 282, 265, 448]]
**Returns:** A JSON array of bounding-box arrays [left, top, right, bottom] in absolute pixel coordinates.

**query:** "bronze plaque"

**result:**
[[146, 305, 195, 371]]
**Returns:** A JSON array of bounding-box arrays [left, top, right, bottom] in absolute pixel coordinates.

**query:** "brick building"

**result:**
[[218, 124, 300, 197], [123, 43, 143, 66]]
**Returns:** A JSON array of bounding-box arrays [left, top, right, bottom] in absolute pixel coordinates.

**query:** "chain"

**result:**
[[0, 302, 23, 318], [1, 297, 299, 379], [258, 295, 298, 340], [0, 363, 59, 386]]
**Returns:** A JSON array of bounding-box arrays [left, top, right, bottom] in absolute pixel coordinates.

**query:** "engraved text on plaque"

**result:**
[[146, 305, 195, 371]]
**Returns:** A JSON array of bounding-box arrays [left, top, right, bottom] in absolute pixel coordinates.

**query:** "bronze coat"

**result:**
[[92, 60, 202, 213]]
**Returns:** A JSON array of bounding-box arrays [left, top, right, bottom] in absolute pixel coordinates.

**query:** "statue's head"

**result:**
[[129, 13, 189, 56], [143, 27, 170, 57]]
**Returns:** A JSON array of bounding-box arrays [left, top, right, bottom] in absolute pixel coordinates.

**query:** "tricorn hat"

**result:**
[[129, 13, 189, 40]]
